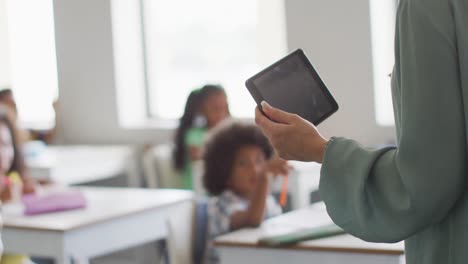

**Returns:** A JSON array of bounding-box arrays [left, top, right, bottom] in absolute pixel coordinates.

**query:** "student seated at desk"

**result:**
[[0, 107, 39, 264], [0, 107, 37, 199], [202, 121, 289, 264], [173, 84, 230, 190]]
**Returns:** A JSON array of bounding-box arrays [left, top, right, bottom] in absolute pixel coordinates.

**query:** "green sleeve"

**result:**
[[320, 0, 467, 243]]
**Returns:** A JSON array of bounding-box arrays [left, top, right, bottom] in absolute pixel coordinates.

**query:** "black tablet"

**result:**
[[246, 49, 338, 125]]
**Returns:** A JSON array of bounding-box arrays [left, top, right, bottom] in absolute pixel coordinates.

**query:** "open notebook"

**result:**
[[258, 223, 346, 247]]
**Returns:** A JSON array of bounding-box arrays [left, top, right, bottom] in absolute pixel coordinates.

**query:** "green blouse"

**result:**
[[320, 0, 468, 263]]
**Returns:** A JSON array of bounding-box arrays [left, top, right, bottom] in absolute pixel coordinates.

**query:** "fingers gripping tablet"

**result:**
[[246, 49, 338, 125]]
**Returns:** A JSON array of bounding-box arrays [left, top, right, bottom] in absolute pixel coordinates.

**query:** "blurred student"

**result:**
[[202, 121, 289, 263], [0, 106, 38, 264], [0, 88, 57, 144], [173, 84, 230, 189], [0, 90, 17, 114]]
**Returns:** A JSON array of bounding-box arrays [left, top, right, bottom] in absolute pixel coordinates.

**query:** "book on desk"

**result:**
[[258, 223, 346, 247]]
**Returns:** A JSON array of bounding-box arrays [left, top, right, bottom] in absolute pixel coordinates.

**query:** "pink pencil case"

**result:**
[[22, 190, 87, 216]]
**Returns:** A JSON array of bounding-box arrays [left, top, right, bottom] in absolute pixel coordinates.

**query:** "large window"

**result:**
[[112, 0, 287, 126], [2, 0, 58, 129], [369, 0, 398, 126], [143, 0, 259, 119]]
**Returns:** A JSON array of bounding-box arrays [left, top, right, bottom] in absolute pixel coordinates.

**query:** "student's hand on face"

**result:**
[[255, 102, 329, 163], [258, 167, 271, 182], [266, 156, 292, 176]]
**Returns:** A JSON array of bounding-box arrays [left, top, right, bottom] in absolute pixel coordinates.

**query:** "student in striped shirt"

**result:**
[[201, 121, 290, 264]]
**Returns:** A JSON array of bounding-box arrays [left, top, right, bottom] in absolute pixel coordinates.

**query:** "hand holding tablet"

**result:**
[[246, 49, 338, 125]]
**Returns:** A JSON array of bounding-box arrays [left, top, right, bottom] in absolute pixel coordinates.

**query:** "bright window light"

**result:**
[[369, 0, 397, 126], [5, 0, 58, 129], [111, 0, 148, 127], [141, 0, 287, 120]]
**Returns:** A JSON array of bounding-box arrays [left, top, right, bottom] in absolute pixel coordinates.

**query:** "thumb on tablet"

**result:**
[[261, 101, 294, 124]]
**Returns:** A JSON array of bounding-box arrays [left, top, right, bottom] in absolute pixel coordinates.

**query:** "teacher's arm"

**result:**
[[257, 0, 468, 243]]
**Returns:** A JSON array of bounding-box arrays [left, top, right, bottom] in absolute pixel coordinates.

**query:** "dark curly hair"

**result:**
[[202, 120, 274, 195]]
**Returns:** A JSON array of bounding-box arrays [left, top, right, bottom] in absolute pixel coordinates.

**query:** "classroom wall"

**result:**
[[284, 0, 395, 145], [53, 0, 173, 144], [53, 0, 395, 146]]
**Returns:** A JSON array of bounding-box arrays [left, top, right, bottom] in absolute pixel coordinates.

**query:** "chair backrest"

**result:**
[[166, 199, 209, 264], [143, 143, 210, 194], [192, 199, 209, 264], [142, 143, 182, 189], [191, 160, 207, 196], [166, 200, 195, 264]]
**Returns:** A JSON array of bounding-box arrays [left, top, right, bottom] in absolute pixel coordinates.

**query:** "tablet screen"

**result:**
[[250, 51, 336, 124]]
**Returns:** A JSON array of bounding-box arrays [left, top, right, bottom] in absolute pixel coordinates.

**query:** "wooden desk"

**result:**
[[214, 203, 405, 264], [25, 145, 140, 186], [2, 187, 193, 264]]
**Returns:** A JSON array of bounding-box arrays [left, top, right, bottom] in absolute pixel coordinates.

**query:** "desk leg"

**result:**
[[54, 254, 72, 264], [54, 251, 74, 264], [126, 156, 142, 187], [132, 241, 167, 264], [71, 257, 90, 264]]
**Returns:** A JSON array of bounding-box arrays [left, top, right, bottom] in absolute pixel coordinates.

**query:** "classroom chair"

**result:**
[[166, 199, 209, 264], [142, 143, 207, 195], [142, 143, 182, 189]]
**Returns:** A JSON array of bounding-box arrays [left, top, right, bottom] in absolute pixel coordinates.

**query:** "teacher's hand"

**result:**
[[255, 101, 329, 163]]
